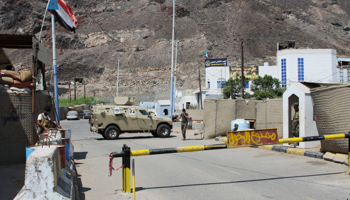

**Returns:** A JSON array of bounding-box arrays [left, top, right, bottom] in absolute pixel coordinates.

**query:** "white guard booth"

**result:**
[[283, 82, 319, 149]]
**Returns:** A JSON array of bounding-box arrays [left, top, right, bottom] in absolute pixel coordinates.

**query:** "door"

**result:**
[[137, 109, 154, 130]]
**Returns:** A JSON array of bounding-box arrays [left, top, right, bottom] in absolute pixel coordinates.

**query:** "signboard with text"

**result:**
[[229, 65, 258, 79], [227, 128, 278, 148], [205, 58, 228, 67]]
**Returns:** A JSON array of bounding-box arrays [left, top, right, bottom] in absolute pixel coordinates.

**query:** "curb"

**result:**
[[215, 136, 348, 165]]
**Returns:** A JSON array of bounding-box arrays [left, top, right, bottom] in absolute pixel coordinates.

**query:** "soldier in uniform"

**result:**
[[175, 109, 190, 140], [291, 102, 299, 147], [37, 105, 61, 136]]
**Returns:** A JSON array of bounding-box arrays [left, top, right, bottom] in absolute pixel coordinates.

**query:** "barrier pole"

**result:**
[[122, 144, 131, 193], [348, 137, 350, 173], [132, 159, 135, 200]]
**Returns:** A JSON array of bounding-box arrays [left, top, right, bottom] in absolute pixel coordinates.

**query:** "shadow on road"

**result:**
[[135, 172, 345, 191], [74, 152, 88, 160], [95, 135, 177, 140]]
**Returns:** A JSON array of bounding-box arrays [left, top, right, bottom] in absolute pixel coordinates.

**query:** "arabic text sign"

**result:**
[[227, 129, 278, 148], [205, 58, 228, 67]]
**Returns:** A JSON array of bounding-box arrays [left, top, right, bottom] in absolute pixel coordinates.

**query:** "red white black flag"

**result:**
[[47, 0, 77, 32]]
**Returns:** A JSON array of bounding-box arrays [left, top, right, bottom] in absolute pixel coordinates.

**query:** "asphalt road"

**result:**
[[62, 119, 350, 200]]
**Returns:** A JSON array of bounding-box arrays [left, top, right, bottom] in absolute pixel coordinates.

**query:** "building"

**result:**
[[259, 49, 340, 87]]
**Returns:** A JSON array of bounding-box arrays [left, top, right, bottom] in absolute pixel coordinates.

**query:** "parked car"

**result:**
[[79, 110, 92, 119], [67, 111, 79, 120]]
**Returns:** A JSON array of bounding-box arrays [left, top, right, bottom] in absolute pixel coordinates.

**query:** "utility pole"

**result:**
[[173, 40, 178, 112], [241, 41, 245, 99], [230, 77, 234, 99], [74, 75, 76, 101], [198, 65, 203, 110], [84, 80, 86, 99], [170, 0, 175, 120], [69, 81, 71, 102]]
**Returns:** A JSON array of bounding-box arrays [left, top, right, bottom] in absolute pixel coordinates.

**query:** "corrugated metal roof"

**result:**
[[0, 34, 48, 70], [0, 34, 34, 49]]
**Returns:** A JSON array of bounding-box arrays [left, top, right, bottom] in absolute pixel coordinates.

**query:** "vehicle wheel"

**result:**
[[151, 131, 158, 137], [104, 126, 120, 140], [157, 124, 171, 138]]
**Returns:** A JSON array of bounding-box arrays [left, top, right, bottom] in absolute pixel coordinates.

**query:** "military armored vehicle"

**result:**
[[90, 97, 173, 139]]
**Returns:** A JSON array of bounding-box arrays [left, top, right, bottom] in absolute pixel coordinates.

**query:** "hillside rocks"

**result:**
[[1, 0, 350, 101]]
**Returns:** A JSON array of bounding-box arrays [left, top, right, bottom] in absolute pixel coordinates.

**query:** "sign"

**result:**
[[205, 58, 228, 67], [129, 108, 136, 115], [139, 102, 155, 110], [227, 128, 278, 148], [114, 107, 121, 114], [229, 65, 258, 79]]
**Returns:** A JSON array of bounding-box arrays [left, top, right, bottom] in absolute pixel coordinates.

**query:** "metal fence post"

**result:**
[[132, 159, 135, 199], [122, 144, 131, 193]]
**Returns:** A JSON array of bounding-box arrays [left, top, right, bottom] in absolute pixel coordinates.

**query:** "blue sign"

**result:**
[[205, 58, 228, 67]]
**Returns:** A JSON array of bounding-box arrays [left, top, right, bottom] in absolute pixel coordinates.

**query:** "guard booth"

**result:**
[[156, 100, 171, 118], [0, 34, 54, 164]]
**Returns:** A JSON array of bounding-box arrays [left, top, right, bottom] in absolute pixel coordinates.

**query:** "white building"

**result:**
[[205, 65, 230, 95], [259, 49, 340, 87], [175, 89, 207, 110]]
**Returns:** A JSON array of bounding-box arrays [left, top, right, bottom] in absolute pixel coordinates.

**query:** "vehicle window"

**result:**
[[139, 110, 148, 115]]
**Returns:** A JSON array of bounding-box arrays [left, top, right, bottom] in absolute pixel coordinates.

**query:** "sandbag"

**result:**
[[0, 76, 14, 85], [18, 69, 32, 82], [0, 70, 20, 80], [11, 80, 33, 88]]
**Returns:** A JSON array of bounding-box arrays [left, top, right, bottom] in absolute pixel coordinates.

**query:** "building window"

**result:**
[[281, 58, 287, 87], [217, 78, 226, 88], [298, 58, 304, 81]]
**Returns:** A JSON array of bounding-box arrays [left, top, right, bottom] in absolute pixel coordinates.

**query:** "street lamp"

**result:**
[[170, 0, 176, 120], [112, 53, 123, 97]]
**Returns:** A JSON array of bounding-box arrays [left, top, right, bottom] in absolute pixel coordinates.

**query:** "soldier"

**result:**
[[291, 102, 299, 147], [175, 109, 190, 140], [37, 105, 61, 136]]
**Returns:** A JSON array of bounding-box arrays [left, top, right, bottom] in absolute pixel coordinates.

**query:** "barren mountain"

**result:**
[[1, 0, 350, 102]]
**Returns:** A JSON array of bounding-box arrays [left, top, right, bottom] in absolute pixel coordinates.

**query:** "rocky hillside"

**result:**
[[1, 0, 350, 102]]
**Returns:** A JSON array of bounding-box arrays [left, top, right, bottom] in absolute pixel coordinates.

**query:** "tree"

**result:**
[[250, 75, 285, 100], [223, 77, 250, 99]]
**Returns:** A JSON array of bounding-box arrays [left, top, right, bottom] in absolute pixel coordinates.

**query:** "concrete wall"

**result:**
[[255, 99, 284, 138], [15, 130, 77, 200], [186, 109, 203, 120], [203, 98, 284, 139]]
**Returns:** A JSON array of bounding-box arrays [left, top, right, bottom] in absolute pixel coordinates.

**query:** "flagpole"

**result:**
[[39, 0, 51, 43], [52, 14, 60, 124]]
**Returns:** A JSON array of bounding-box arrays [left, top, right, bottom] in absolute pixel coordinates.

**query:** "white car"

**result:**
[[67, 111, 79, 120]]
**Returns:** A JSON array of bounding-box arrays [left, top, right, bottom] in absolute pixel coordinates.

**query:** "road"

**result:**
[[62, 119, 350, 200]]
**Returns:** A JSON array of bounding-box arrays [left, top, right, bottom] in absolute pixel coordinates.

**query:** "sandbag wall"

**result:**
[[311, 85, 350, 154], [203, 98, 283, 139], [0, 89, 53, 165]]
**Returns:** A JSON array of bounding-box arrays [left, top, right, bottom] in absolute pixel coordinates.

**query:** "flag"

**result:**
[[47, 0, 77, 33]]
